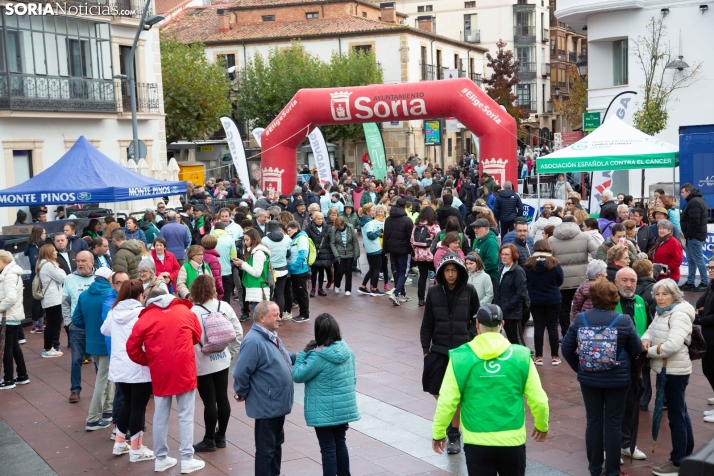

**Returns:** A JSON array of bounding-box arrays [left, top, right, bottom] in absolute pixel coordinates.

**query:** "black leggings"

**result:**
[[362, 254, 382, 289], [283, 277, 293, 314], [3, 325, 27, 382], [503, 320, 526, 346], [272, 275, 288, 315], [196, 368, 231, 440], [464, 444, 526, 476], [43, 305, 62, 351], [334, 258, 354, 292], [116, 381, 152, 438], [530, 304, 561, 358], [703, 346, 714, 392], [416, 261, 434, 301], [311, 266, 332, 290], [31, 298, 44, 325]]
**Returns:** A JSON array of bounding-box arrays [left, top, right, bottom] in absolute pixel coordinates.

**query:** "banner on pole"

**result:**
[[220, 116, 256, 201], [588, 171, 614, 214], [603, 91, 638, 125], [363, 123, 387, 181], [308, 127, 332, 187], [251, 128, 265, 147]]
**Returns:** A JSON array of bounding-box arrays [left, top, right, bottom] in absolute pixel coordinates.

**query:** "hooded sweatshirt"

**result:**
[[67, 234, 89, 253], [71, 276, 113, 355], [101, 299, 151, 384], [126, 295, 202, 397], [292, 339, 360, 428], [420, 252, 480, 355], [262, 222, 291, 276], [432, 332, 549, 445], [0, 261, 24, 323]]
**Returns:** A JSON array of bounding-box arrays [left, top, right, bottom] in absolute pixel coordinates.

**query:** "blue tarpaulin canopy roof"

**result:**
[[0, 136, 186, 206]]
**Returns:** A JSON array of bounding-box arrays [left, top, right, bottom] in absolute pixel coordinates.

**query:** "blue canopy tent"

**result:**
[[0, 136, 186, 206]]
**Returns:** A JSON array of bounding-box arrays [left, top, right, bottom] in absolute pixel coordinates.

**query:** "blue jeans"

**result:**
[[392, 253, 410, 297], [686, 238, 709, 285], [70, 326, 86, 394], [315, 424, 350, 476], [663, 374, 694, 466], [254, 416, 285, 476]]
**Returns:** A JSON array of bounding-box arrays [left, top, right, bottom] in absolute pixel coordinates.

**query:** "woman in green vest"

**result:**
[[233, 228, 272, 310], [176, 245, 210, 299]]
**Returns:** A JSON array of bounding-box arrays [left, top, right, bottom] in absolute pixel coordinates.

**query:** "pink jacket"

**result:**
[[202, 249, 225, 300], [411, 221, 441, 263]]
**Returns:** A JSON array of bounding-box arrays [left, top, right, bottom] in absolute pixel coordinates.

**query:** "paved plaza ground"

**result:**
[[1, 272, 713, 476]]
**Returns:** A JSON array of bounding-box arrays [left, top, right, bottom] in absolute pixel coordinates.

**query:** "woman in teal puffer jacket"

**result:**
[[293, 314, 360, 476]]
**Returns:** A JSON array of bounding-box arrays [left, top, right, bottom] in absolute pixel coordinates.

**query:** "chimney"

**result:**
[[217, 9, 230, 33], [380, 1, 396, 23], [417, 15, 433, 33]]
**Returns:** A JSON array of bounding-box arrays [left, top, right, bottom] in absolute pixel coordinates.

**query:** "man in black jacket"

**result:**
[[494, 181, 523, 239], [630, 208, 656, 254], [680, 184, 710, 291], [420, 251, 480, 454], [436, 194, 464, 231], [54, 233, 77, 275], [383, 199, 414, 305]]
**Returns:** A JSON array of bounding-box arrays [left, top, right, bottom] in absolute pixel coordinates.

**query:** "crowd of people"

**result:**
[[1, 154, 712, 476]]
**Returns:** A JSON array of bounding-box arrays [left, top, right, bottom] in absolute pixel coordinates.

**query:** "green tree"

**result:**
[[554, 65, 588, 129], [237, 42, 383, 142], [161, 33, 232, 143], [482, 39, 529, 125], [631, 16, 701, 136]]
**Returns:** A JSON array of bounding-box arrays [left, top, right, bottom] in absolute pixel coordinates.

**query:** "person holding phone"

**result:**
[[595, 223, 638, 265]]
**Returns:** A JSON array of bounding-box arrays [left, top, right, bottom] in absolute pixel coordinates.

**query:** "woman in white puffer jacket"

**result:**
[[641, 278, 695, 474], [37, 244, 67, 358], [529, 207, 562, 242], [0, 251, 29, 389], [101, 279, 154, 463]]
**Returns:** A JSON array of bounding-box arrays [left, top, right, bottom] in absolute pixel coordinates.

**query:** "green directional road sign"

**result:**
[[583, 112, 601, 132]]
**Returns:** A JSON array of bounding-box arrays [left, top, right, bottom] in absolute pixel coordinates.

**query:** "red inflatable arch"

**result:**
[[260, 78, 517, 194]]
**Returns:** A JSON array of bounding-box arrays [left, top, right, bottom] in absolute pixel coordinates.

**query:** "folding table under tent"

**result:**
[[533, 116, 679, 211], [0, 136, 186, 208]]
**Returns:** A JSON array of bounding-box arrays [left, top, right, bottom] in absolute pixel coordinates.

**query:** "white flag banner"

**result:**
[[308, 127, 332, 187], [603, 91, 638, 125], [220, 116, 256, 201], [251, 127, 265, 147], [589, 171, 614, 214]]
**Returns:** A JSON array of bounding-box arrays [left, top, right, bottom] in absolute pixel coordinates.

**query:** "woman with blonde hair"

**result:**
[[658, 195, 682, 235], [574, 209, 589, 227], [105, 221, 122, 256], [529, 207, 562, 241], [0, 250, 29, 388], [605, 244, 630, 282], [38, 243, 67, 358], [176, 245, 211, 299]]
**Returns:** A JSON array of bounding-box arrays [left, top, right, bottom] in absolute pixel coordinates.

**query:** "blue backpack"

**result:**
[[576, 313, 623, 372]]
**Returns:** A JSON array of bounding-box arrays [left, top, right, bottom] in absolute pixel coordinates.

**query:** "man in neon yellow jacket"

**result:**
[[432, 304, 549, 475]]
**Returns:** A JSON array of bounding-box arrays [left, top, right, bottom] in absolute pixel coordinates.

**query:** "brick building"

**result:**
[[162, 0, 488, 172]]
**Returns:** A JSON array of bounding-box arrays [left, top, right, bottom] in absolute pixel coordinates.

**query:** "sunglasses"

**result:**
[[566, 202, 572, 205]]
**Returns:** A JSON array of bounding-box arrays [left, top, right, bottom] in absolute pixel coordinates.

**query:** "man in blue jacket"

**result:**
[[233, 301, 296, 476], [494, 181, 523, 239], [502, 219, 534, 267], [72, 267, 114, 431]]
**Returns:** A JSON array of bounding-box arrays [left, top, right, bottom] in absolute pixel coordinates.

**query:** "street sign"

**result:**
[[583, 112, 601, 132], [127, 140, 147, 159]]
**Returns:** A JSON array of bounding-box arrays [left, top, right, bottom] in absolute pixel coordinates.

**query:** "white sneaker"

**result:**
[[111, 427, 116, 440], [345, 291, 351, 296], [281, 312, 293, 321], [335, 287, 340, 294], [704, 409, 714, 416], [112, 442, 130, 455], [155, 456, 177, 472], [621, 446, 646, 460], [708, 397, 714, 405], [704, 414, 714, 423], [389, 293, 400, 306], [18, 339, 26, 345], [130, 446, 155, 462], [181, 458, 205, 474]]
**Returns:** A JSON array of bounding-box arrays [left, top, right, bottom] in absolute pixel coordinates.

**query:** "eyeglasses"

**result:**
[[708, 266, 714, 270], [566, 202, 572, 205]]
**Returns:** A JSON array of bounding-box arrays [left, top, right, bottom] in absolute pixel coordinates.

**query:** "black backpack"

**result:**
[[412, 225, 432, 248]]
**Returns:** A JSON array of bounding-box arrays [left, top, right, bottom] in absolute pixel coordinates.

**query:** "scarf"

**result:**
[[656, 303, 677, 315], [532, 252, 551, 258], [647, 234, 670, 261]]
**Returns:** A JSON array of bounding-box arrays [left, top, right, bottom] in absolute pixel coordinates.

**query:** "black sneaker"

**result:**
[[369, 288, 385, 296], [0, 380, 16, 390], [85, 419, 112, 431], [357, 286, 370, 296], [418, 299, 425, 306], [293, 315, 310, 323], [15, 375, 30, 385], [318, 289, 327, 297], [239, 314, 251, 322], [694, 284, 709, 292], [310, 289, 316, 298], [193, 438, 217, 453], [446, 430, 462, 455], [215, 434, 226, 449], [679, 283, 695, 291]]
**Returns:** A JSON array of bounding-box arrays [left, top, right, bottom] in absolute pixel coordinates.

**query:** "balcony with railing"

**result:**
[[542, 28, 549, 43], [541, 63, 550, 77], [516, 61, 536, 81], [465, 30, 481, 43], [0, 74, 118, 112], [470, 72, 482, 87], [421, 63, 435, 81], [458, 70, 467, 78], [516, 100, 538, 114], [545, 100, 553, 114], [568, 51, 577, 62], [116, 80, 160, 113], [513, 24, 536, 43]]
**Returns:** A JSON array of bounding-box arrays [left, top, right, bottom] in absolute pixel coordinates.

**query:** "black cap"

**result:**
[[279, 194, 289, 200], [475, 304, 503, 327], [294, 199, 305, 207]]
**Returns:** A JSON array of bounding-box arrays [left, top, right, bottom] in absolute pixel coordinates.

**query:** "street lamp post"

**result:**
[[126, 0, 163, 160]]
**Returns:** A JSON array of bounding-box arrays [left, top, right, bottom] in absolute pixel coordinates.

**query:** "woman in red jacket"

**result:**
[[151, 238, 180, 293], [650, 219, 683, 282]]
